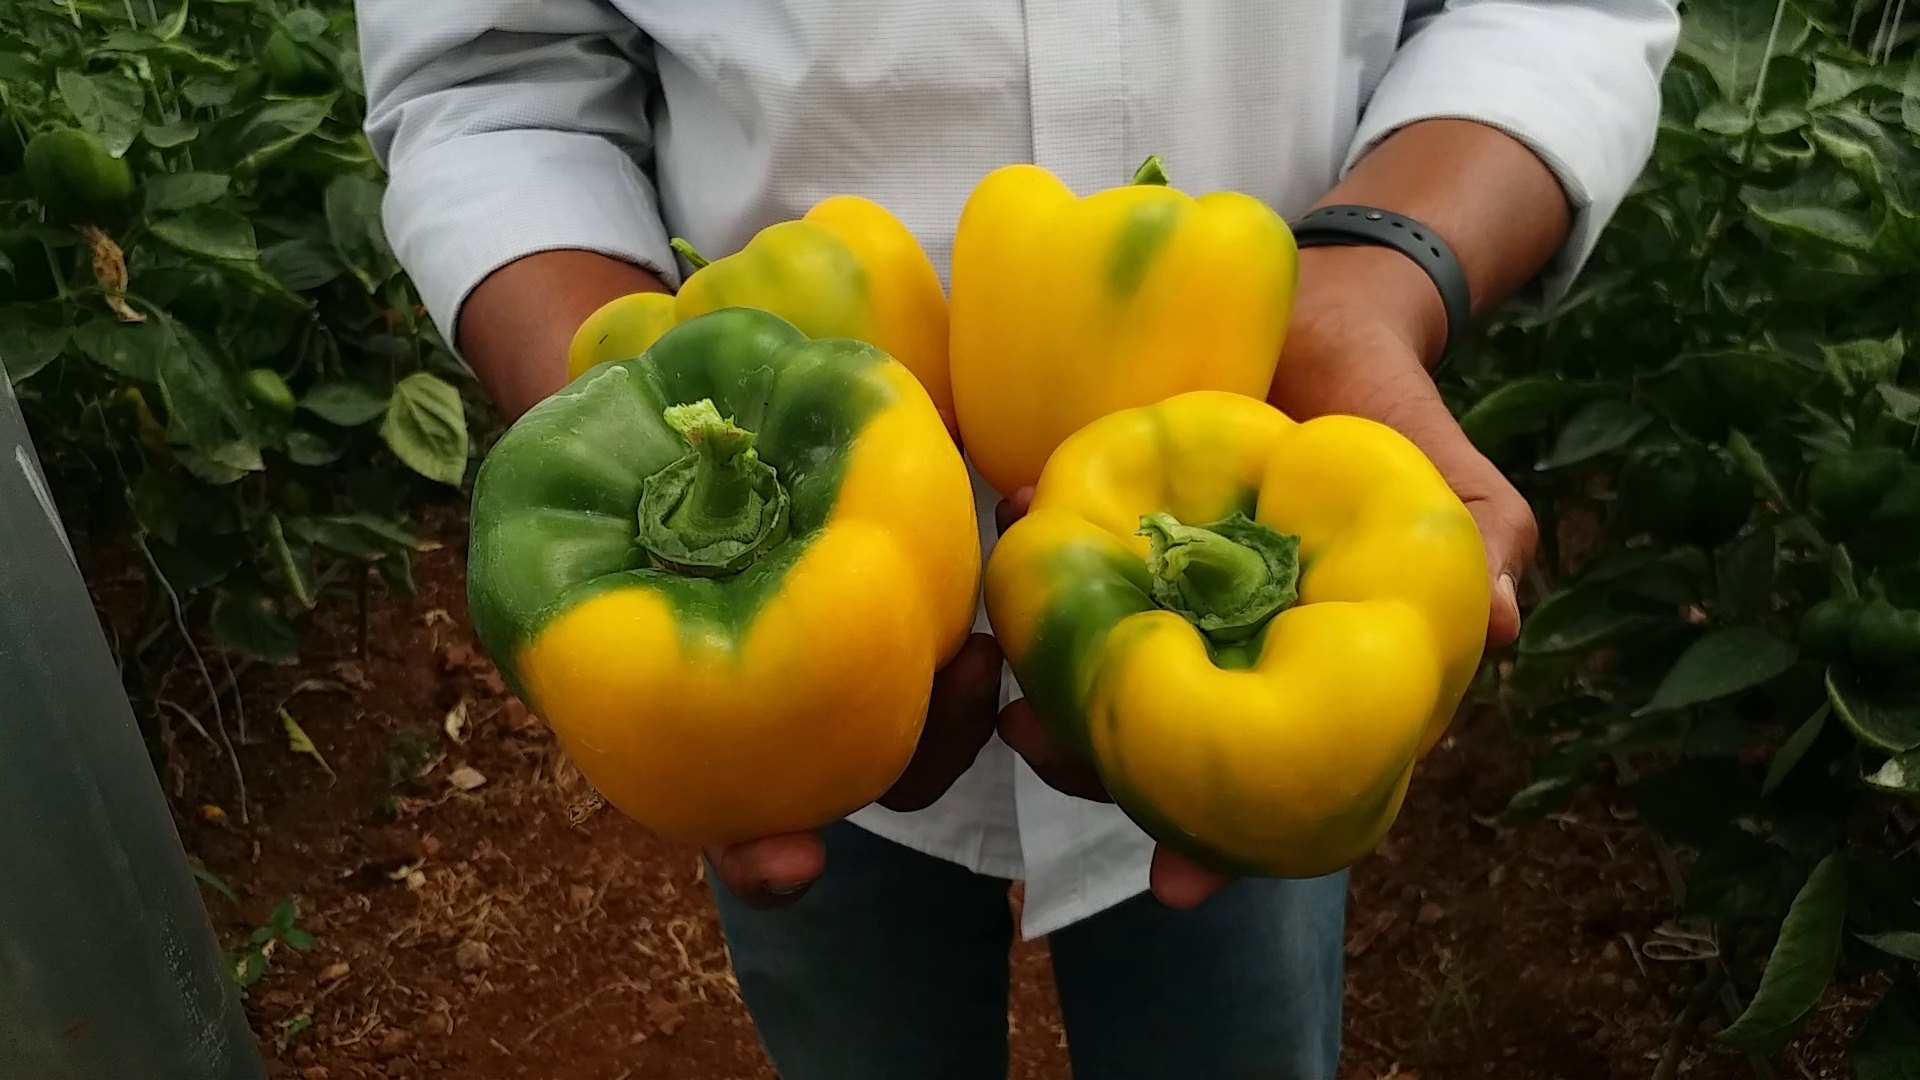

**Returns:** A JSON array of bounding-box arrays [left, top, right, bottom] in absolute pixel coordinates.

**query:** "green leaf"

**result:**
[[1725, 429, 1792, 507], [158, 0, 190, 41], [1905, 53, 1920, 137], [72, 321, 160, 382], [324, 175, 397, 293], [1457, 378, 1589, 454], [1634, 626, 1798, 715], [1717, 851, 1847, 1053], [1808, 58, 1880, 110], [1879, 384, 1920, 424], [281, 927, 316, 951], [1676, 0, 1809, 103], [1852, 978, 1920, 1080], [1826, 669, 1920, 754], [148, 319, 254, 452], [1858, 931, 1920, 962], [213, 97, 336, 174], [141, 120, 199, 149], [1822, 332, 1906, 392], [1741, 195, 1877, 251], [1810, 111, 1920, 216], [130, 470, 182, 543], [1863, 749, 1920, 796], [152, 208, 258, 263], [143, 171, 230, 213], [259, 239, 340, 291], [280, 708, 334, 778], [191, 865, 237, 904], [381, 373, 467, 486], [266, 514, 315, 610], [300, 380, 388, 426], [1499, 771, 1585, 825], [284, 429, 343, 466], [1519, 587, 1650, 655], [181, 77, 234, 109], [234, 948, 266, 988], [1763, 703, 1827, 795], [282, 8, 328, 43], [56, 69, 145, 158], [0, 307, 71, 385], [211, 585, 299, 664], [1717, 525, 1777, 622], [1534, 398, 1652, 471]]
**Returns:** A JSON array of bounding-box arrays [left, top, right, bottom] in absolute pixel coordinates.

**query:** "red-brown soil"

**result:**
[[83, 510, 1872, 1079]]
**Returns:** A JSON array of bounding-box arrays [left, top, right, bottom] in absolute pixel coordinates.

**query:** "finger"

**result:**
[[1465, 488, 1537, 650], [702, 831, 826, 909], [1149, 845, 1234, 910], [997, 698, 1111, 803], [994, 486, 1036, 536], [877, 633, 1005, 812]]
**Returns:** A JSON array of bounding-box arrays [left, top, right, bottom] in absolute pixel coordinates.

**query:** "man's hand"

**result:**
[[703, 634, 1006, 908]]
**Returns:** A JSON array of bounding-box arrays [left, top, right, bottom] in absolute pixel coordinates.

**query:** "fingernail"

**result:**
[[1497, 572, 1517, 605], [766, 880, 809, 896]]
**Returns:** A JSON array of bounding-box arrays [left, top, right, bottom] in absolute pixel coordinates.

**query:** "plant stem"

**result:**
[[669, 237, 710, 270]]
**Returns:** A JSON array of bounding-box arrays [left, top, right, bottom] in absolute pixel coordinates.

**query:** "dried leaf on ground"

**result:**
[[281, 708, 336, 780]]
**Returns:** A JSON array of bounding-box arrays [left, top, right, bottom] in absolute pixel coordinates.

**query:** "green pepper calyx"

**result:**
[[1137, 511, 1300, 643], [1131, 154, 1170, 187], [669, 236, 711, 270], [636, 399, 790, 577]]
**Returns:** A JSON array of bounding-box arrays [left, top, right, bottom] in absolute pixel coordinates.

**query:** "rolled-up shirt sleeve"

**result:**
[[1351, 0, 1681, 304], [359, 0, 677, 345]]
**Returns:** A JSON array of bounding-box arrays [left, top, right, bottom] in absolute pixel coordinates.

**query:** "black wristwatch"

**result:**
[[1291, 205, 1473, 360]]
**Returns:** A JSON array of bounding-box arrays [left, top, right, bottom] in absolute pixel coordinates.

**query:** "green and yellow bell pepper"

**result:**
[[568, 195, 954, 422], [985, 390, 1488, 877], [949, 156, 1299, 497], [470, 308, 979, 846]]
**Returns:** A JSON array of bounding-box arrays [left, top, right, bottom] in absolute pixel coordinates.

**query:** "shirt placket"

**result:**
[[1023, 0, 1128, 194]]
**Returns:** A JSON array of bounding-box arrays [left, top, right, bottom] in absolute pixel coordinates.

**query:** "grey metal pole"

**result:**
[[0, 366, 266, 1080]]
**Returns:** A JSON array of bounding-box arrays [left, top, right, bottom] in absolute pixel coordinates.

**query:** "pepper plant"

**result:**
[[0, 0, 478, 679], [1448, 0, 1920, 1067]]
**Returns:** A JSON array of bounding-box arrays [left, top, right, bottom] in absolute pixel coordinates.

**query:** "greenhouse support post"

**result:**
[[0, 364, 266, 1080]]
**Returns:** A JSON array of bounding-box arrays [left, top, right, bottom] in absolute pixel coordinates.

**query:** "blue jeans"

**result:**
[[709, 821, 1347, 1079]]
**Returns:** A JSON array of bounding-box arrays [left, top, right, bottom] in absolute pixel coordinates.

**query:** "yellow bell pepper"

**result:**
[[985, 390, 1488, 877], [474, 309, 980, 846], [950, 156, 1299, 496], [567, 195, 954, 422]]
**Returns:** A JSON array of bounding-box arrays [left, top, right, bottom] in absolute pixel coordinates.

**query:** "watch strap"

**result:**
[[1292, 204, 1473, 360]]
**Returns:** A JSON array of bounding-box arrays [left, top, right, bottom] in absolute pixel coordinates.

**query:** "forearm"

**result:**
[[1279, 118, 1571, 393], [458, 251, 669, 422]]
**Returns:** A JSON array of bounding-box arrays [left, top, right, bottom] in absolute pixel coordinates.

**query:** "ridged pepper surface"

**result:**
[[985, 391, 1488, 877], [949, 157, 1298, 496], [471, 308, 979, 846], [567, 195, 953, 422]]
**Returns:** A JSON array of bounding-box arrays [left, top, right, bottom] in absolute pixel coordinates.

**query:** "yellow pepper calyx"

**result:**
[[635, 399, 790, 577], [1138, 511, 1300, 645], [668, 236, 711, 270], [1130, 154, 1171, 186]]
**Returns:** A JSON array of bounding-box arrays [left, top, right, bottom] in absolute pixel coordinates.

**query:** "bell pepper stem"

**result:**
[[635, 399, 790, 576], [1138, 511, 1301, 644], [669, 236, 710, 270], [1131, 155, 1170, 186]]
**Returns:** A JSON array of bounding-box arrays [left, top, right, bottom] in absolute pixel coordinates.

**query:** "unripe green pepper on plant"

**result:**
[[1616, 440, 1752, 549]]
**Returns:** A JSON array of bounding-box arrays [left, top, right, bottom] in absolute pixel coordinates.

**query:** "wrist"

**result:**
[[1288, 244, 1449, 367]]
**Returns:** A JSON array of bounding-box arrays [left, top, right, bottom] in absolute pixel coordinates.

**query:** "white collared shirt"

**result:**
[[362, 0, 1678, 938]]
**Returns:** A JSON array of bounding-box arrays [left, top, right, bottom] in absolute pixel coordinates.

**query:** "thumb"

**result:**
[[1465, 492, 1534, 650]]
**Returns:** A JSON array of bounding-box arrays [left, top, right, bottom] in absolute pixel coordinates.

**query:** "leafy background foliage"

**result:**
[[0, 0, 478, 683], [1446, 0, 1920, 1066], [3, 0, 1918, 1068]]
